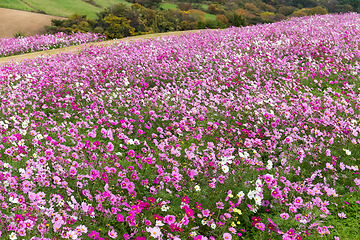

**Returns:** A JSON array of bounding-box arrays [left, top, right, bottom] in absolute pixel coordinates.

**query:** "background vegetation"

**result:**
[[2, 0, 360, 42]]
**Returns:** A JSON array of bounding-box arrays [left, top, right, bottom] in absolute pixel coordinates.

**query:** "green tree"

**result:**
[[340, 0, 359, 9], [102, 14, 135, 39], [307, 6, 328, 15], [258, 2, 276, 12], [226, 12, 247, 27], [127, 0, 162, 8], [278, 6, 296, 16]]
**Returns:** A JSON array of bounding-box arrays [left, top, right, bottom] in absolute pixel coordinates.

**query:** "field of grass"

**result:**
[[24, 0, 102, 19], [94, 0, 132, 7], [1, 0, 216, 21], [0, 0, 132, 19], [0, 0, 34, 11], [204, 12, 216, 20], [160, 3, 178, 10]]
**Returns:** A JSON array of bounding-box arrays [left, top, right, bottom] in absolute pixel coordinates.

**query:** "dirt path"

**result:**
[[0, 29, 205, 65], [0, 8, 66, 38]]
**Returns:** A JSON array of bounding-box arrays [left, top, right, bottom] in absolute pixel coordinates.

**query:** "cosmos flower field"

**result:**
[[0, 13, 359, 240], [0, 32, 105, 58]]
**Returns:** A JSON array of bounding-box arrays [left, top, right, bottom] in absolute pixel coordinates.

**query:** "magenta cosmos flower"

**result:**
[[163, 214, 176, 224], [128, 149, 135, 157]]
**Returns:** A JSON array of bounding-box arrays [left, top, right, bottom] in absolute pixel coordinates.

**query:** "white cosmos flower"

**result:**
[[9, 196, 19, 204], [161, 205, 168, 212], [266, 160, 273, 170], [237, 191, 245, 198], [22, 122, 28, 128], [247, 190, 256, 199], [254, 195, 262, 206], [222, 165, 229, 174], [9, 232, 17, 240], [156, 220, 164, 226], [194, 185, 201, 191], [343, 148, 351, 155], [211, 223, 216, 229]]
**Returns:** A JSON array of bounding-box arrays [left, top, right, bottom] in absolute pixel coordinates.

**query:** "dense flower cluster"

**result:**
[[0, 13, 359, 240], [0, 32, 106, 57]]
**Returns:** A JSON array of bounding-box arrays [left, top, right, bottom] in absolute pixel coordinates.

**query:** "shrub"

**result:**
[[278, 6, 296, 16], [260, 11, 276, 20], [258, 2, 276, 12], [208, 4, 225, 15], [13, 30, 25, 38], [216, 14, 229, 24], [307, 6, 329, 15], [227, 12, 247, 27], [244, 3, 260, 15]]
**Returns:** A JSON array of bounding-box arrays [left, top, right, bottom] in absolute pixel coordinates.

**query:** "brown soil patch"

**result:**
[[0, 29, 207, 65], [0, 8, 66, 38]]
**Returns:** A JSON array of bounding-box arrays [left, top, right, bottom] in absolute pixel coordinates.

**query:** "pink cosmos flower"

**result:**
[[108, 229, 118, 239], [71, 152, 79, 159], [280, 213, 289, 220], [223, 232, 232, 240], [254, 222, 265, 231], [146, 226, 162, 238], [106, 142, 114, 152], [338, 212, 346, 218]]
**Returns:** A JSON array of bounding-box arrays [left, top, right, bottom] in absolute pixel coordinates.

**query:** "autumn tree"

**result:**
[[208, 4, 225, 14], [258, 2, 276, 12], [244, 3, 260, 15], [216, 14, 229, 24]]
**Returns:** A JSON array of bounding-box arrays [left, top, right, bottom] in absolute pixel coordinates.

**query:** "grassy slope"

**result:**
[[24, 0, 102, 19], [94, 0, 132, 7], [1, 0, 217, 21], [160, 2, 216, 20], [0, 0, 34, 11], [161, 3, 177, 9], [204, 12, 216, 20]]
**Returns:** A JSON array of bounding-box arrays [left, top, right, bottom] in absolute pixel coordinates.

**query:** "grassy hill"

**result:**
[[0, 0, 132, 19], [0, 0, 217, 20]]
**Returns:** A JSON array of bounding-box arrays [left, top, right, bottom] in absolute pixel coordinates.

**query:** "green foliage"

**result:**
[[258, 2, 276, 12], [13, 30, 25, 38], [340, 0, 359, 9], [227, 12, 247, 27], [126, 0, 162, 8], [208, 4, 225, 15], [197, 19, 227, 29], [246, 16, 273, 25], [307, 6, 329, 15], [46, 3, 200, 39], [101, 14, 135, 39], [277, 6, 296, 16]]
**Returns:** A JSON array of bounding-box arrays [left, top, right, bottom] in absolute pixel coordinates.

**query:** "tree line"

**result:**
[[46, 0, 356, 40], [46, 3, 246, 40]]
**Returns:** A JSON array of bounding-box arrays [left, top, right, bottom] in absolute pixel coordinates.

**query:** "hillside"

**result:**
[[0, 0, 217, 20], [0, 8, 66, 38]]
